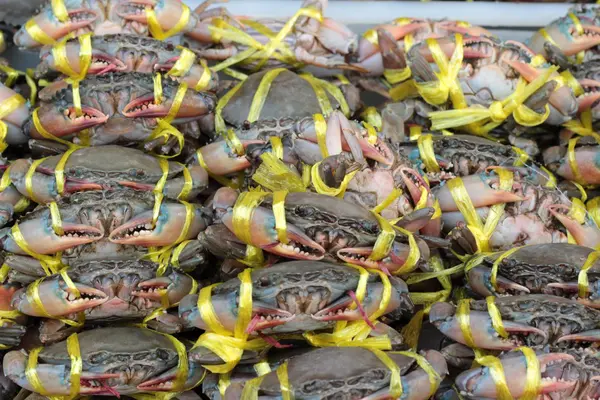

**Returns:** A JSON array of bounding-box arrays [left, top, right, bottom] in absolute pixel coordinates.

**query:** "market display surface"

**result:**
[[1, 1, 600, 399]]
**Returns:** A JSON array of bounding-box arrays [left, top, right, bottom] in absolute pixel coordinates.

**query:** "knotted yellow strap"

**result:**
[[52, 33, 92, 81], [578, 250, 600, 299], [0, 94, 26, 153], [146, 3, 190, 40], [310, 162, 357, 198]]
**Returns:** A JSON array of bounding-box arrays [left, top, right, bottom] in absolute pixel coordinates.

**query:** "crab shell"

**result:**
[[3, 327, 205, 396], [8, 146, 209, 204], [430, 295, 600, 351], [224, 348, 448, 400], [35, 34, 219, 92], [179, 261, 414, 335]]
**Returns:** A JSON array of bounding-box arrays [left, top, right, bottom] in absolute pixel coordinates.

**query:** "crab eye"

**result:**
[[89, 351, 111, 364], [156, 349, 171, 360]]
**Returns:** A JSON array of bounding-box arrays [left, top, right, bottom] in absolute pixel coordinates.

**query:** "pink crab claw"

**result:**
[[312, 277, 412, 322], [109, 204, 208, 247], [40, 45, 128, 76], [434, 172, 524, 213], [221, 207, 326, 261], [506, 60, 578, 119], [116, 0, 195, 37], [3, 350, 121, 396], [575, 79, 600, 113], [154, 57, 219, 92], [429, 302, 547, 350], [411, 36, 490, 64], [398, 166, 433, 207], [455, 352, 576, 399], [27, 104, 109, 140], [14, 6, 99, 49], [558, 25, 600, 56], [297, 110, 395, 166], [131, 274, 195, 305], [546, 281, 600, 308], [467, 266, 530, 297], [194, 140, 265, 176], [11, 278, 108, 317], [543, 143, 600, 186], [0, 220, 103, 255], [547, 204, 600, 249], [136, 363, 206, 393], [556, 329, 600, 344], [178, 293, 294, 332], [337, 240, 428, 274], [122, 90, 215, 120]]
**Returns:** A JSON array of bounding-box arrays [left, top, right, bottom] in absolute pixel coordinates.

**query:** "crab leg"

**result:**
[[429, 302, 547, 350]]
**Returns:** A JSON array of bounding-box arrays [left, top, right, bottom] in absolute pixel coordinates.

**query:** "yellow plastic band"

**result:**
[[254, 361, 271, 376], [32, 108, 75, 147], [511, 146, 530, 167], [232, 191, 270, 246], [276, 361, 294, 400], [369, 212, 396, 261], [457, 298, 476, 348], [247, 68, 287, 123], [195, 59, 212, 91], [25, 19, 57, 46], [313, 113, 329, 158], [486, 296, 508, 338], [394, 351, 441, 397], [54, 145, 80, 195], [517, 346, 541, 400], [52, 33, 92, 80], [384, 67, 412, 84], [474, 355, 512, 400], [66, 333, 82, 396], [417, 134, 440, 172], [372, 188, 402, 215], [578, 250, 600, 299], [196, 147, 239, 189], [270, 136, 284, 160], [0, 65, 20, 88], [146, 3, 190, 40], [25, 158, 47, 204], [0, 94, 26, 152], [215, 80, 244, 135], [300, 74, 333, 117], [48, 202, 64, 236], [568, 12, 586, 64], [252, 152, 306, 193], [273, 190, 289, 245], [167, 47, 195, 78], [314, 77, 350, 117], [362, 121, 378, 145], [361, 107, 382, 131], [178, 163, 193, 200], [310, 162, 357, 198], [26, 347, 49, 396], [371, 349, 402, 398], [489, 246, 522, 290], [198, 284, 230, 336]]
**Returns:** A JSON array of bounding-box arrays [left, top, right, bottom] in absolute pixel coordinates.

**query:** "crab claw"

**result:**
[[429, 302, 547, 350], [556, 328, 600, 344], [154, 56, 219, 92], [116, 0, 193, 38], [221, 207, 326, 261], [137, 362, 206, 393], [178, 293, 294, 333], [0, 219, 103, 255], [398, 166, 432, 208], [313, 276, 413, 322], [109, 203, 208, 247], [337, 240, 428, 274], [122, 89, 215, 120], [455, 352, 576, 399], [467, 265, 530, 297], [3, 350, 121, 395], [546, 281, 600, 308], [194, 140, 265, 176], [14, 7, 99, 49], [131, 271, 194, 305], [548, 204, 600, 249], [26, 103, 109, 140], [11, 277, 107, 317], [434, 172, 524, 212], [543, 144, 600, 186], [0, 84, 29, 146], [575, 79, 600, 113], [39, 44, 128, 76]]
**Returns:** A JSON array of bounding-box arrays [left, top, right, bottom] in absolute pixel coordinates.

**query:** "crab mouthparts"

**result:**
[[122, 95, 169, 118]]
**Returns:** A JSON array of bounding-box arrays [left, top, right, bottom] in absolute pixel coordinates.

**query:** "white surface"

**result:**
[[186, 1, 575, 28]]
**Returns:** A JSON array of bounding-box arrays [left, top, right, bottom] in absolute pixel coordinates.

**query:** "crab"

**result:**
[[0, 189, 208, 258], [406, 35, 578, 131], [209, 187, 432, 274], [454, 347, 600, 399], [464, 243, 600, 308], [0, 0, 46, 53], [23, 72, 216, 155], [429, 295, 600, 351], [34, 34, 219, 91], [433, 169, 600, 253], [350, 18, 492, 76], [179, 261, 414, 336], [3, 326, 206, 396], [218, 348, 448, 400], [527, 6, 600, 64], [9, 257, 196, 341]]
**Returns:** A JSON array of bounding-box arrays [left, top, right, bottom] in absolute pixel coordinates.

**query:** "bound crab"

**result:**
[[179, 261, 413, 340], [213, 347, 448, 400], [464, 243, 600, 309], [23, 72, 216, 155], [3, 327, 207, 396]]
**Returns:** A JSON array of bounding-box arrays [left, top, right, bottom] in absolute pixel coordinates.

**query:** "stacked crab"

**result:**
[[2, 0, 600, 399]]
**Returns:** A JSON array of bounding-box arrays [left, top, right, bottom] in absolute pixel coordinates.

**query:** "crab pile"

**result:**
[[1, 1, 600, 399]]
